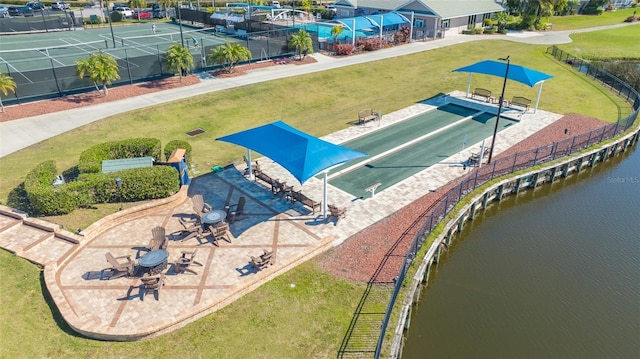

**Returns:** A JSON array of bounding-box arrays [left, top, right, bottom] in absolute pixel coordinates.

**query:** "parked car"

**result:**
[[51, 1, 71, 10], [26, 1, 46, 11], [0, 5, 9, 17], [112, 3, 125, 10], [114, 6, 133, 18], [8, 5, 35, 16], [133, 9, 152, 19]]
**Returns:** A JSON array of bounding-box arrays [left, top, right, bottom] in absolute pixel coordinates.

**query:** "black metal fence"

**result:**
[[0, 11, 80, 33], [374, 45, 640, 358], [0, 22, 309, 106]]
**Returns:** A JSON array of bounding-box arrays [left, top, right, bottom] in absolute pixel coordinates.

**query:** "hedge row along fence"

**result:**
[[25, 138, 186, 216]]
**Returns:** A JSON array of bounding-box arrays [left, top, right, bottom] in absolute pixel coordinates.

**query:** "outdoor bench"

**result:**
[[509, 96, 532, 112], [358, 109, 380, 125], [292, 190, 321, 214], [472, 88, 494, 103], [254, 169, 278, 192]]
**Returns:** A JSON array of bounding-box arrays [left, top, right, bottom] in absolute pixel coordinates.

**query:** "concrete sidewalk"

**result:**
[[2, 22, 635, 158]]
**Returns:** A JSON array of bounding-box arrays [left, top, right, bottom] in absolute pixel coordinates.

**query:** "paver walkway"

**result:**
[[0, 92, 563, 340]]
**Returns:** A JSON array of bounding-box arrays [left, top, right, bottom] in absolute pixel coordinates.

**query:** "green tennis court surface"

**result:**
[[329, 109, 517, 199]]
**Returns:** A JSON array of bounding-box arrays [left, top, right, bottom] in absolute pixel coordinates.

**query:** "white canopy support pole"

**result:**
[[247, 149, 253, 176], [466, 73, 472, 97], [534, 82, 544, 113], [322, 171, 328, 220], [352, 18, 356, 46], [409, 12, 414, 41], [379, 16, 383, 48]]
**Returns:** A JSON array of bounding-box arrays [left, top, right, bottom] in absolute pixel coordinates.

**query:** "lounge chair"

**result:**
[[174, 248, 203, 275], [140, 273, 165, 301], [225, 196, 246, 224], [101, 252, 136, 280]]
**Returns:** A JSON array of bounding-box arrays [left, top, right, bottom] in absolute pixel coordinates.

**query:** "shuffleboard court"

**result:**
[[323, 103, 480, 177], [329, 111, 517, 198]]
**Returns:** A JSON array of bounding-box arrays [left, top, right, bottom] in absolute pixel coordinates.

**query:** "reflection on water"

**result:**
[[402, 146, 640, 359]]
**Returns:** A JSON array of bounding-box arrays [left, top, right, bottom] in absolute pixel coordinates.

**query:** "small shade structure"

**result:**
[[217, 121, 367, 219], [453, 60, 553, 112]]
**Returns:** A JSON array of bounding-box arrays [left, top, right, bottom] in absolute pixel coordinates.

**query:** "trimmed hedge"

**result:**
[[24, 160, 91, 215], [78, 138, 162, 173], [164, 140, 193, 163], [79, 166, 180, 203]]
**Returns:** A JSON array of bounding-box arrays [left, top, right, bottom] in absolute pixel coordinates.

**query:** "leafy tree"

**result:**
[[207, 41, 251, 73], [164, 43, 194, 81], [0, 72, 17, 113], [131, 0, 146, 21], [76, 51, 120, 96], [331, 24, 343, 44], [493, 11, 511, 31], [301, 0, 311, 13], [289, 29, 314, 60]]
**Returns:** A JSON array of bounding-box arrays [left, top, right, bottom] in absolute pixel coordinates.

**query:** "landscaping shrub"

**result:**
[[393, 26, 411, 43], [484, 27, 496, 34], [358, 38, 386, 51], [24, 160, 90, 215], [79, 166, 179, 203], [164, 140, 193, 163], [78, 138, 162, 173], [335, 43, 355, 55], [110, 10, 123, 22]]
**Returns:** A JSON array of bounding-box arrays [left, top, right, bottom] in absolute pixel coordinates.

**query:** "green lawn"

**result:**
[[558, 25, 640, 59], [546, 7, 639, 30], [0, 249, 369, 358], [0, 31, 636, 358]]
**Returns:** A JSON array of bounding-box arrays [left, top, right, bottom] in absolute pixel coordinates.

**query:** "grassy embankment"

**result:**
[[0, 24, 636, 358]]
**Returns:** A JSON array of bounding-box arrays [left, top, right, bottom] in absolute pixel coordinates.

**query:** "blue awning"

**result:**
[[453, 60, 553, 87], [335, 12, 409, 31], [216, 121, 367, 184]]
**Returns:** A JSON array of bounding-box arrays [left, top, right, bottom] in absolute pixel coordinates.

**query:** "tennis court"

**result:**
[[328, 104, 518, 198], [0, 22, 232, 73]]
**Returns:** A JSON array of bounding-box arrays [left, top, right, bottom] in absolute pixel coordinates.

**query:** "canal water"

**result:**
[[402, 145, 640, 358]]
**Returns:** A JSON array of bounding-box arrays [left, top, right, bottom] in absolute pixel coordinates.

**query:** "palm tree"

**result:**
[[76, 51, 120, 96], [130, 0, 146, 22], [331, 25, 343, 44], [164, 43, 194, 81], [288, 29, 313, 60], [0, 73, 17, 113], [207, 41, 252, 74]]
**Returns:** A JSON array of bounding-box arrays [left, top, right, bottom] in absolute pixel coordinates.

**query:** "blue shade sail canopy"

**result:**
[[216, 121, 367, 184], [453, 60, 553, 87]]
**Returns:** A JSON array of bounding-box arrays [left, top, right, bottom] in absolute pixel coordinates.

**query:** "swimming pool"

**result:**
[[293, 23, 375, 41]]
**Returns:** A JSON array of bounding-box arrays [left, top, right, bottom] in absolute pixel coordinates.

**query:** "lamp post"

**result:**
[[487, 55, 510, 164], [115, 177, 122, 211], [106, 5, 116, 48], [177, 0, 185, 46]]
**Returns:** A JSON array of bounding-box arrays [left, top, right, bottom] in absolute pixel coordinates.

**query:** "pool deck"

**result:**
[[0, 91, 563, 340]]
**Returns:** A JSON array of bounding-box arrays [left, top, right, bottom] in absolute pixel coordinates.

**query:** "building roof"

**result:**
[[334, 0, 504, 18]]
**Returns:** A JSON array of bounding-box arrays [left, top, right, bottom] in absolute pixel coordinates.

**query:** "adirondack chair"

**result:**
[[140, 273, 165, 301], [174, 248, 203, 275], [147, 226, 167, 251], [210, 222, 232, 245], [178, 217, 204, 241], [225, 196, 246, 223], [191, 194, 212, 217], [101, 252, 136, 280], [328, 204, 347, 219]]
